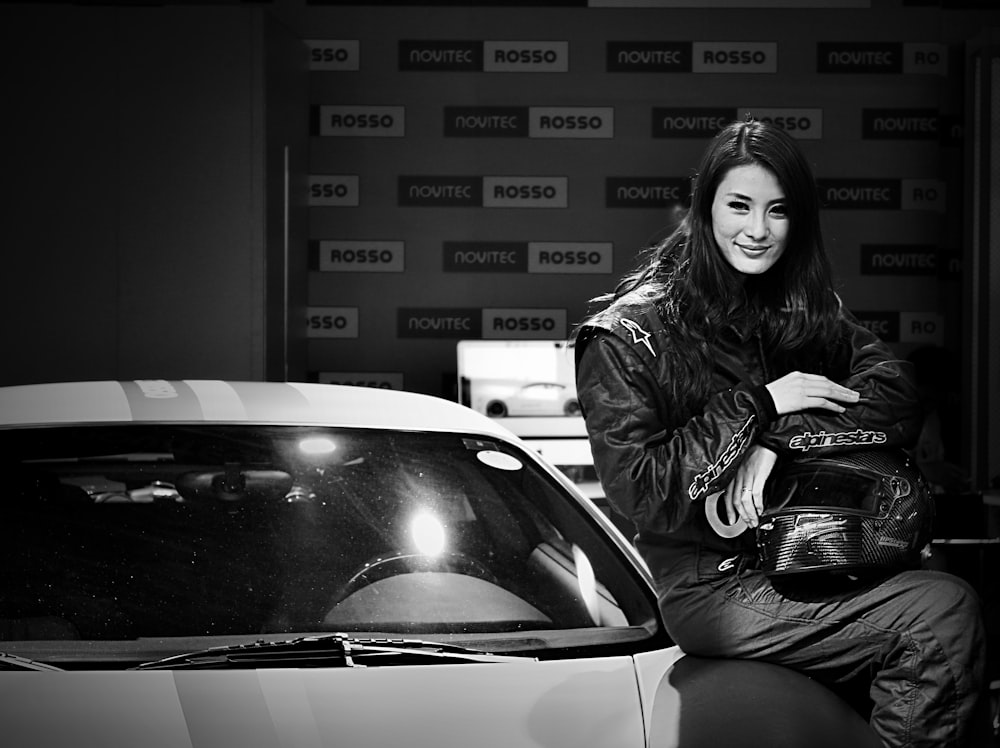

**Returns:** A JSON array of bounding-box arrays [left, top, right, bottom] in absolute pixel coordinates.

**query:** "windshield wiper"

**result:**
[[0, 652, 63, 671], [132, 634, 536, 670]]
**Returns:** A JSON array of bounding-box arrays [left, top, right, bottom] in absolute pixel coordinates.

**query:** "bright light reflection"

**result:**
[[572, 544, 601, 625], [298, 436, 337, 456], [411, 511, 447, 557]]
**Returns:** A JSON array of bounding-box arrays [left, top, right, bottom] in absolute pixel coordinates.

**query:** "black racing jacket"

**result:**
[[574, 291, 923, 560]]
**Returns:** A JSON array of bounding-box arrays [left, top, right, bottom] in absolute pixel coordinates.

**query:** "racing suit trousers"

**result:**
[[645, 543, 988, 748]]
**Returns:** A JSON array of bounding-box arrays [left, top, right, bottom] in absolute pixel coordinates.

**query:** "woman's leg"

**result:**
[[660, 559, 986, 748]]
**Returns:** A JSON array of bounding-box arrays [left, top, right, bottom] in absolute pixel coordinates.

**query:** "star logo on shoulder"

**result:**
[[619, 318, 656, 357]]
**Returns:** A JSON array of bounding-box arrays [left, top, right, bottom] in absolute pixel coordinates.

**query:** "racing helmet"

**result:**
[[756, 450, 933, 577]]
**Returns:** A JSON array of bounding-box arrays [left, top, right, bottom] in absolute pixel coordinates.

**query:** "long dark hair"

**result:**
[[580, 118, 841, 412]]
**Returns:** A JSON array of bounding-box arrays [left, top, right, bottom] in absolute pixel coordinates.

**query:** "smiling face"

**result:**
[[710, 163, 789, 276]]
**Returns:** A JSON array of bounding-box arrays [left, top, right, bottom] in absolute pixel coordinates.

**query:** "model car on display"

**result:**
[[471, 378, 581, 418], [0, 380, 879, 747]]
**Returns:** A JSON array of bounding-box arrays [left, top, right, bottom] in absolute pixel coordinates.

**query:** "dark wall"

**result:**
[[0, 3, 308, 385]]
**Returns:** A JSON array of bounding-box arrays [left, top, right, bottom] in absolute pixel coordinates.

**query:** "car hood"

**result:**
[[0, 648, 881, 748], [0, 655, 658, 748]]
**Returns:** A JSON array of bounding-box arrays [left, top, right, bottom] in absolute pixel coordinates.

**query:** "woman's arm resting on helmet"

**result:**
[[758, 311, 922, 456]]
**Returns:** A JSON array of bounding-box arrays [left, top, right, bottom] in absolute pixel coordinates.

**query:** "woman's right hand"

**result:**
[[765, 371, 860, 416]]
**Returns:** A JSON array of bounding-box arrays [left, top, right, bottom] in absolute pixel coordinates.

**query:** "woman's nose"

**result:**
[[744, 211, 769, 240]]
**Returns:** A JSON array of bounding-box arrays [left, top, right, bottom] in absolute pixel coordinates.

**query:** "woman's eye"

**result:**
[[769, 204, 789, 218], [728, 201, 749, 211]]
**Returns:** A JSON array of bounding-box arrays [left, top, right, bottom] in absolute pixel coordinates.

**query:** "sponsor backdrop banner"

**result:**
[[287, 1, 981, 395]]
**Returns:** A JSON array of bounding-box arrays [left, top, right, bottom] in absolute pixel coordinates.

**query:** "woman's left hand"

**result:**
[[723, 445, 778, 528]]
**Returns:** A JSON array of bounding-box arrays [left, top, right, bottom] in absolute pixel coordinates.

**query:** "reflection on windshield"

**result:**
[[1, 425, 656, 666]]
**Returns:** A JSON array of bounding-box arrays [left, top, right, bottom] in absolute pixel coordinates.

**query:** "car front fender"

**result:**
[[634, 650, 882, 748]]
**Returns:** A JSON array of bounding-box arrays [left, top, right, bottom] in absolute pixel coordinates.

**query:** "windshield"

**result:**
[[1, 424, 659, 668]]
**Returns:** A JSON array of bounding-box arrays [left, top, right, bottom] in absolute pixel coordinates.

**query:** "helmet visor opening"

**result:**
[[766, 465, 883, 514]]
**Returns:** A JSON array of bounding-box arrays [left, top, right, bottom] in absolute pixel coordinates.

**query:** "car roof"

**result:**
[[0, 380, 514, 438]]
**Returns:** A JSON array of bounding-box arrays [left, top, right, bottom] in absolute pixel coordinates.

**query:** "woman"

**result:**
[[573, 119, 986, 747]]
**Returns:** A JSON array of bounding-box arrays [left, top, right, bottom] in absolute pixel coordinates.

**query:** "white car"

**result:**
[[470, 378, 581, 418], [0, 380, 879, 747]]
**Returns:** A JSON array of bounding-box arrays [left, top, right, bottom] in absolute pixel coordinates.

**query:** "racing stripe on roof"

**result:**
[[120, 380, 205, 421], [186, 380, 248, 421], [0, 381, 134, 425], [228, 381, 312, 420]]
